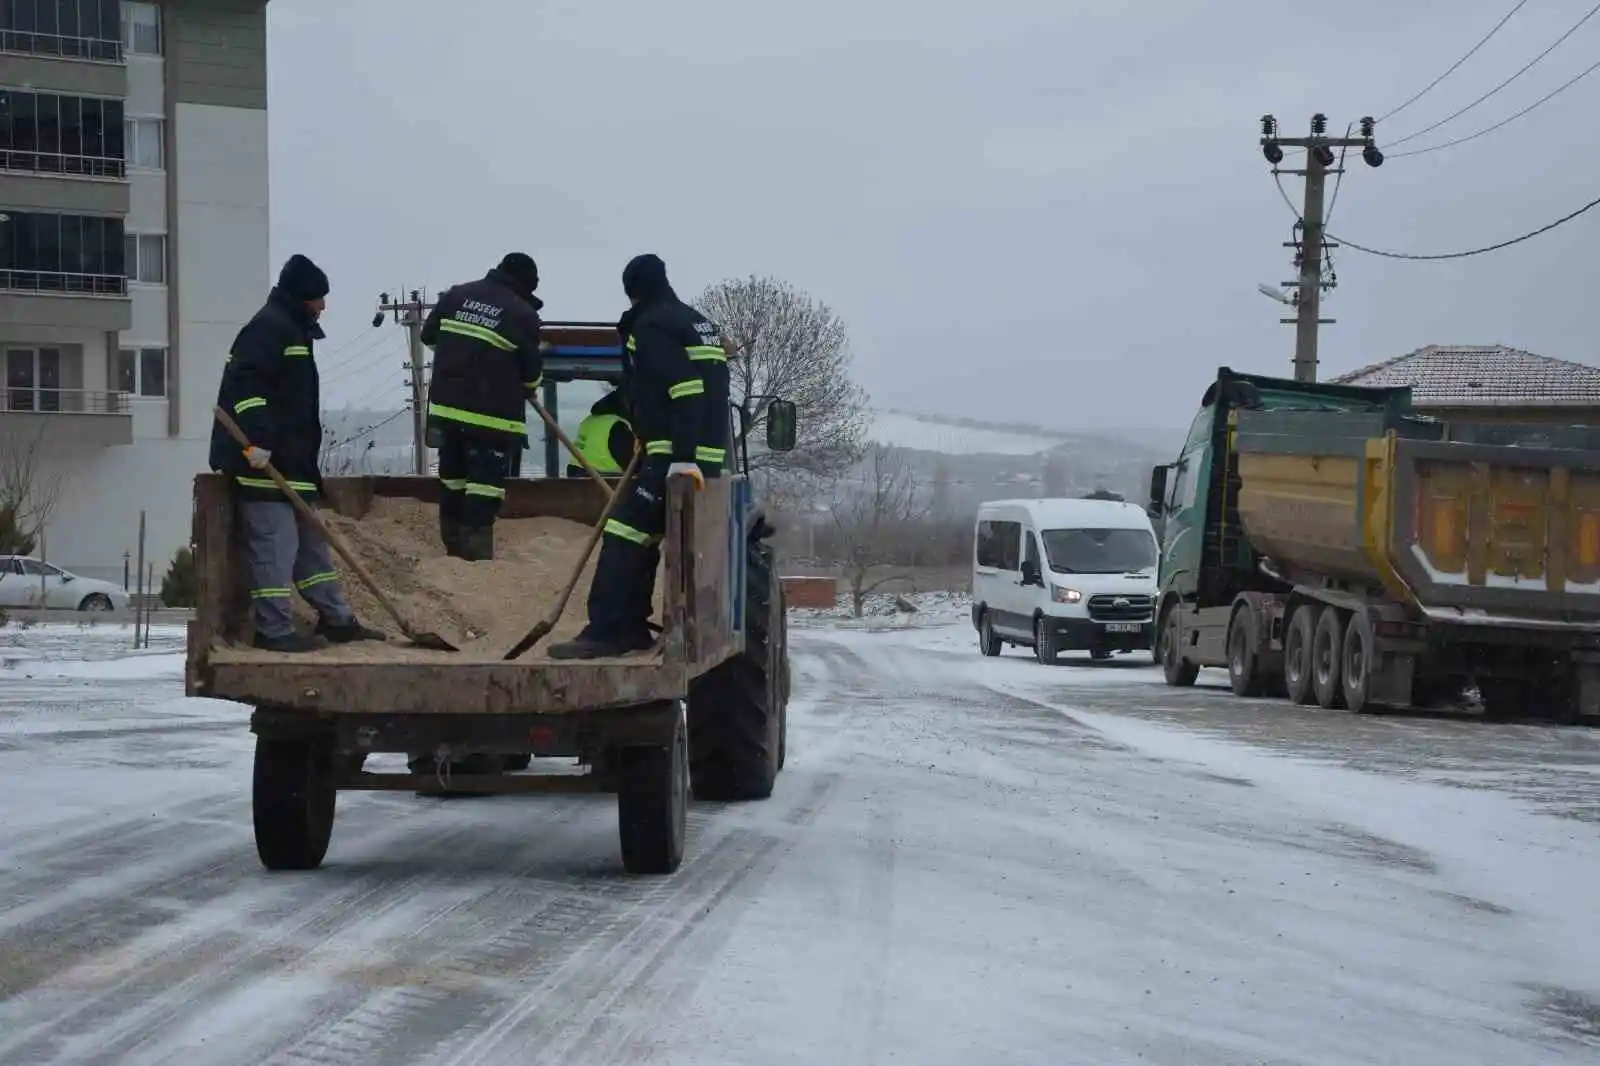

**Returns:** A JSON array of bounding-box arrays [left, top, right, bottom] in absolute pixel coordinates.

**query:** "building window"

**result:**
[[123, 232, 165, 284], [123, 116, 162, 169], [116, 346, 166, 397], [4, 346, 63, 413], [0, 0, 122, 61], [121, 1, 159, 56], [0, 211, 125, 295], [0, 89, 125, 178]]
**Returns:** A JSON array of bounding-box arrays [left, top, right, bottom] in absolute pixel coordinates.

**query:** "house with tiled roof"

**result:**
[[1331, 345, 1600, 425]]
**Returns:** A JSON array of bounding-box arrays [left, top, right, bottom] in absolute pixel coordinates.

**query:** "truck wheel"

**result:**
[[253, 736, 336, 871], [1341, 612, 1378, 713], [1160, 608, 1199, 687], [616, 704, 688, 875], [1283, 605, 1318, 705], [978, 611, 1002, 657], [1227, 608, 1266, 697], [1034, 617, 1060, 665], [1311, 608, 1347, 709], [687, 542, 781, 801]]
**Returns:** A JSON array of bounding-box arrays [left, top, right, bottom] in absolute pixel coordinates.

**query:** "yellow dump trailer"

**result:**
[[1151, 368, 1600, 723]]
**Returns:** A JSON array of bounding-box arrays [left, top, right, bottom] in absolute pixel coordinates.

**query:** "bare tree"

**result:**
[[0, 423, 65, 555], [830, 444, 925, 616], [697, 276, 869, 488]]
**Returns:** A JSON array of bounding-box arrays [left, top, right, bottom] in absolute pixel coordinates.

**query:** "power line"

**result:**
[[1377, 0, 1530, 123], [1272, 173, 1600, 260], [1384, 0, 1600, 148], [1390, 55, 1600, 157], [325, 406, 412, 451]]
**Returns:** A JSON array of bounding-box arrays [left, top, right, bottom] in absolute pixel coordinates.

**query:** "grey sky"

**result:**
[[268, 0, 1599, 432]]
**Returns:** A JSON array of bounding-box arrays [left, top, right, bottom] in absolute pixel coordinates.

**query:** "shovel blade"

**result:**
[[503, 620, 553, 661]]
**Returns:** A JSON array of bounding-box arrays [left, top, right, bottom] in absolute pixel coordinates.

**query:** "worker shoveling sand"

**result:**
[[265, 497, 663, 662]]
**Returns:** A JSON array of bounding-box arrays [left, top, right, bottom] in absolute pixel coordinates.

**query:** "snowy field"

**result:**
[[1, 614, 1598, 1064]]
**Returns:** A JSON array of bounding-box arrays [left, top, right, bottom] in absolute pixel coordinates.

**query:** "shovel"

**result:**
[[213, 406, 459, 652], [502, 446, 641, 660], [527, 396, 614, 503]]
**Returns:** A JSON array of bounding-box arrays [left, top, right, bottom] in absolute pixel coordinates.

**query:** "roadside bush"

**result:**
[[160, 545, 198, 608]]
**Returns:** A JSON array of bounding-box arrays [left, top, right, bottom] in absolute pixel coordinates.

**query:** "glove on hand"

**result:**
[[244, 446, 272, 470], [667, 461, 705, 491]]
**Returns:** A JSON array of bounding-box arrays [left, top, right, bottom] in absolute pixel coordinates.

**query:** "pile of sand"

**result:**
[[274, 498, 662, 661]]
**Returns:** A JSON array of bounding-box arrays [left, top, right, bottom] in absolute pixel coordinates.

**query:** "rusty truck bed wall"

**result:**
[[185, 473, 739, 714], [1233, 409, 1600, 621]]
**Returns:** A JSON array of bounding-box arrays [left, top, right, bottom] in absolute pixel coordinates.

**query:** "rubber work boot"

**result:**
[[440, 513, 466, 558], [546, 626, 655, 660], [252, 630, 328, 653], [315, 616, 387, 643], [458, 524, 494, 562]]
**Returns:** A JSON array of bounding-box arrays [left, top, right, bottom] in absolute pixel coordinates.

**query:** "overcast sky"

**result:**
[[268, 0, 1599, 432]]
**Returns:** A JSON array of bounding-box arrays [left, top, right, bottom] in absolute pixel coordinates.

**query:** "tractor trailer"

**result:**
[[1151, 367, 1600, 723]]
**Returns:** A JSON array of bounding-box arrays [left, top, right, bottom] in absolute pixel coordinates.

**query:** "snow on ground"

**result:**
[[1, 615, 1598, 1063], [788, 589, 970, 631], [868, 410, 1066, 455]]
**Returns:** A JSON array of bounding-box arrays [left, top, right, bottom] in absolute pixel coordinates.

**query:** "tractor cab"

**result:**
[[521, 321, 796, 479]]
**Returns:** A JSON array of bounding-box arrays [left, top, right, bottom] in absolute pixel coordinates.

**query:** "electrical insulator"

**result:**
[[1311, 113, 1328, 136], [1359, 115, 1375, 139], [1260, 114, 1277, 137]]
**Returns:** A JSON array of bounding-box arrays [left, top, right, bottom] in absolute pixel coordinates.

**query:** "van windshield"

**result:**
[[1041, 528, 1157, 574]]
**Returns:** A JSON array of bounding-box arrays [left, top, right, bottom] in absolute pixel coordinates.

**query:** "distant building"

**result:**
[[1, 2, 270, 582], [1332, 344, 1600, 426]]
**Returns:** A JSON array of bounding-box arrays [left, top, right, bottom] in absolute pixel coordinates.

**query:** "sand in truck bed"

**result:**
[[218, 497, 664, 664]]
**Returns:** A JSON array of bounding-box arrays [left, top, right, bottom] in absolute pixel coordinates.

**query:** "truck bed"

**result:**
[[185, 472, 743, 714], [1234, 409, 1600, 625]]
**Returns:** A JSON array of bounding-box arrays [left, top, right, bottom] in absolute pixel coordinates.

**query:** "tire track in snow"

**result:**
[[0, 796, 549, 1064]]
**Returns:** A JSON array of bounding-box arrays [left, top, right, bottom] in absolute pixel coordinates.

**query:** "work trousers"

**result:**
[[585, 457, 672, 641], [239, 499, 355, 638], [437, 425, 514, 528]]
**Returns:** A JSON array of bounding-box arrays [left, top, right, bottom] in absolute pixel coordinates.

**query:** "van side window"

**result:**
[[976, 519, 1021, 570]]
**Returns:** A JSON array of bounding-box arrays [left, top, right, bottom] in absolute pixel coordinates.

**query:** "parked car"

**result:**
[[0, 557, 131, 612]]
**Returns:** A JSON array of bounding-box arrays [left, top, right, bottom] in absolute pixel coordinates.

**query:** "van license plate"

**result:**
[[1103, 622, 1142, 633]]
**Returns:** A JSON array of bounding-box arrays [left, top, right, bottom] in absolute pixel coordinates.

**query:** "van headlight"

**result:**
[[1051, 585, 1081, 604]]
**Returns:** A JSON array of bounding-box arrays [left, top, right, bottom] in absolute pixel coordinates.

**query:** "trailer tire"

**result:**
[[688, 542, 781, 801], [1341, 611, 1379, 713], [1160, 607, 1199, 687], [1311, 607, 1347, 709], [1226, 608, 1267, 697], [253, 736, 336, 871], [1284, 604, 1318, 705], [616, 703, 688, 875]]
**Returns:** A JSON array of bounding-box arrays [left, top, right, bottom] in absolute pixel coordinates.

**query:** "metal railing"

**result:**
[[0, 30, 122, 63], [0, 149, 125, 179], [0, 269, 126, 297], [0, 388, 129, 415]]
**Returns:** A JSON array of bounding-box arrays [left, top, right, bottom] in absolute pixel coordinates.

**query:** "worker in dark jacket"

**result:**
[[567, 387, 634, 477], [209, 254, 385, 653], [549, 254, 726, 660], [421, 253, 544, 561]]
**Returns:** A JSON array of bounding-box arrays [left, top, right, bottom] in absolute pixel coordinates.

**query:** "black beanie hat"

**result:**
[[622, 253, 669, 301], [277, 254, 329, 302], [497, 252, 539, 293]]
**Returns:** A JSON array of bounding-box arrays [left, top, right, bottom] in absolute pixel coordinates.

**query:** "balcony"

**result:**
[[0, 270, 130, 331], [0, 387, 131, 446]]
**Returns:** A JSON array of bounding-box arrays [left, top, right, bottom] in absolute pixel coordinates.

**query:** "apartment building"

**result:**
[[0, 0, 269, 582]]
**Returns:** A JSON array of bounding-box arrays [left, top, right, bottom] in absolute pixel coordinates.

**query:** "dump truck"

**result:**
[[186, 323, 799, 875], [1150, 366, 1600, 723]]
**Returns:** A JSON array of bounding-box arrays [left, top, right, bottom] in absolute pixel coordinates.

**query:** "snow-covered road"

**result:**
[[1, 621, 1598, 1064]]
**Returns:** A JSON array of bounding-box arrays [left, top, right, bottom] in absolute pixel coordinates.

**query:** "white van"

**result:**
[[971, 498, 1159, 664]]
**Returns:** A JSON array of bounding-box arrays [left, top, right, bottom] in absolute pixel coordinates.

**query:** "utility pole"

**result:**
[[1259, 114, 1383, 382], [376, 289, 434, 474]]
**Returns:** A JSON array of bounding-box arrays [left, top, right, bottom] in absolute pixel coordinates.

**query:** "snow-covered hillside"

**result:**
[[868, 411, 1068, 456]]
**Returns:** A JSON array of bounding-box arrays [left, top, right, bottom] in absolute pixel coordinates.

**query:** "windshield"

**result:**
[[1041, 527, 1157, 574]]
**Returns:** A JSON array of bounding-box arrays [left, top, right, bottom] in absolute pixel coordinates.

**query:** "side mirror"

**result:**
[[1021, 560, 1042, 586], [60, 574, 75, 583], [1148, 464, 1169, 510], [765, 399, 798, 452]]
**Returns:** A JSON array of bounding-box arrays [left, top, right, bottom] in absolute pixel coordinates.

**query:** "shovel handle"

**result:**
[[212, 405, 424, 643]]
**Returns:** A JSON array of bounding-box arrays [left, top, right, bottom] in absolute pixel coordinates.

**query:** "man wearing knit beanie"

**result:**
[[208, 253, 385, 652]]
